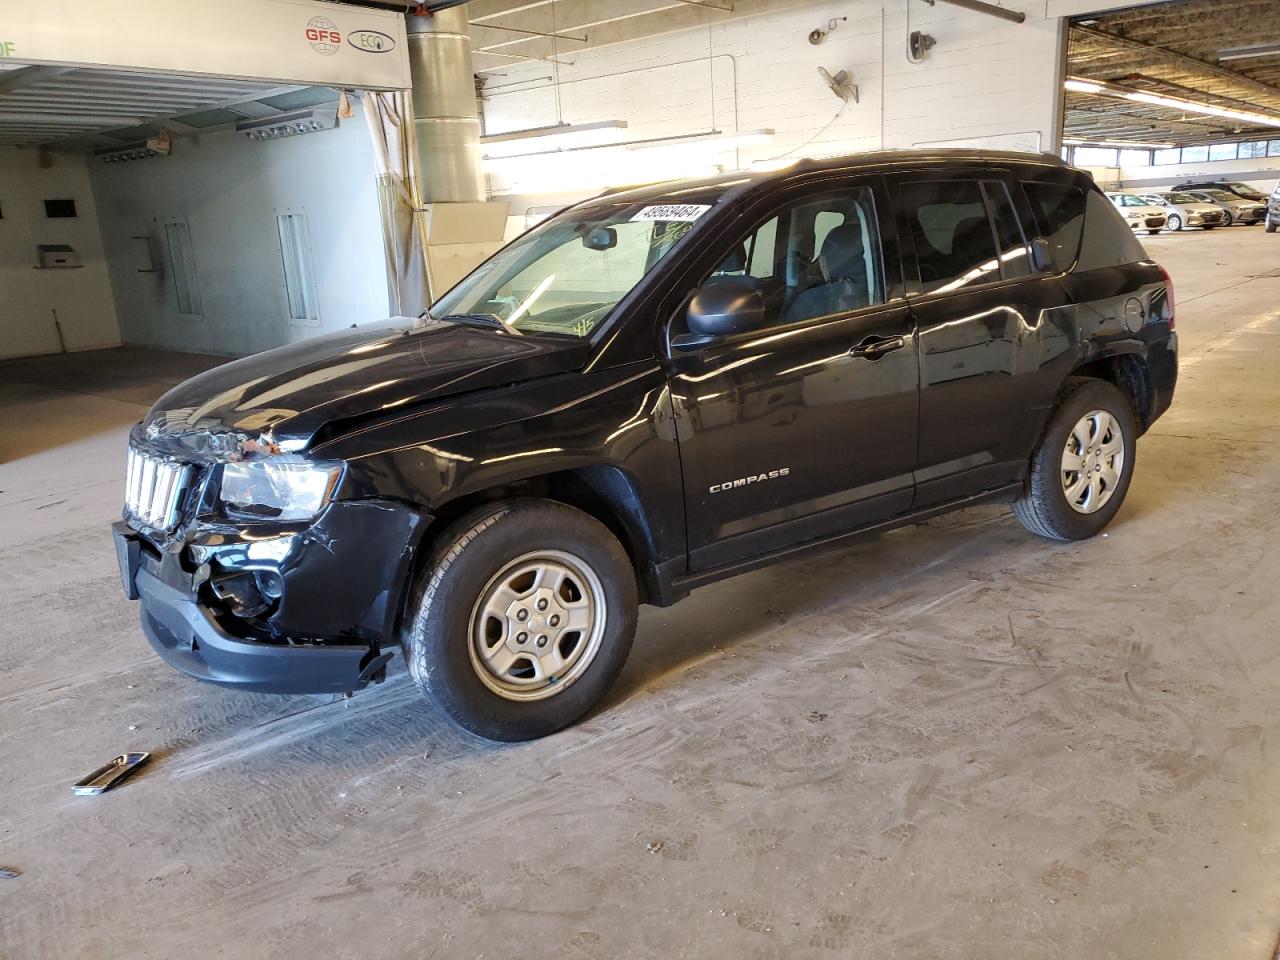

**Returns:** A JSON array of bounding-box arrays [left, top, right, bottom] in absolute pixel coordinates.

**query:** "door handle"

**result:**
[[849, 335, 905, 360]]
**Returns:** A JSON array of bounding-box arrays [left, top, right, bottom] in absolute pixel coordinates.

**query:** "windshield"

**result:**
[[430, 195, 723, 338], [1227, 182, 1267, 199], [1163, 192, 1198, 204], [1201, 190, 1237, 202]]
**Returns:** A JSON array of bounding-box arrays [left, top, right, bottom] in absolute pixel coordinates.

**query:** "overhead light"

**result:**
[[625, 128, 775, 152], [237, 106, 338, 142], [1063, 76, 1280, 129], [481, 120, 628, 159], [1064, 138, 1174, 149], [1064, 79, 1104, 94], [1218, 42, 1280, 62], [95, 141, 169, 163]]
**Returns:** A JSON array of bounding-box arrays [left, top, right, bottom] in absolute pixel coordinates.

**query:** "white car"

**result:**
[[1139, 192, 1226, 231], [1105, 192, 1168, 235]]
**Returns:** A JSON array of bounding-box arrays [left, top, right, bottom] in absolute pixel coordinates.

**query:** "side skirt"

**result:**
[[649, 482, 1024, 606]]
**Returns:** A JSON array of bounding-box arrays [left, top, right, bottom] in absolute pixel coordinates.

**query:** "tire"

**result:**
[[1203, 225, 1216, 231], [1167, 214, 1182, 231], [1223, 212, 1234, 227], [1012, 378, 1137, 542], [1266, 220, 1277, 234], [403, 499, 638, 741], [1147, 229, 1161, 235]]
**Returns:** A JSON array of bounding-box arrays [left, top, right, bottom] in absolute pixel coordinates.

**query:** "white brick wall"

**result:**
[[480, 0, 1089, 211]]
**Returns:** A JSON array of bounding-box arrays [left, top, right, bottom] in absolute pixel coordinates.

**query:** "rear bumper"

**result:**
[[1147, 334, 1178, 427]]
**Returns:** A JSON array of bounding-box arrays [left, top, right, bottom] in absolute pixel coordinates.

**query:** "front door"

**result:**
[[666, 177, 919, 572]]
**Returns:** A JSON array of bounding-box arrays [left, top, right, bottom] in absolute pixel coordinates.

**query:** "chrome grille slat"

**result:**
[[123, 443, 192, 532]]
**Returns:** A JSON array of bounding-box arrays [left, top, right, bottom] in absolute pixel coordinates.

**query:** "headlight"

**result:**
[[219, 459, 343, 522]]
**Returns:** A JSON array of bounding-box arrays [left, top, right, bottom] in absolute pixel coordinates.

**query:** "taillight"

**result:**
[[1158, 264, 1175, 330]]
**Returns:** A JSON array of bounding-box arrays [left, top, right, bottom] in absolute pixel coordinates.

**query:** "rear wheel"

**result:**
[[1267, 219, 1278, 234], [1013, 379, 1137, 541], [403, 500, 638, 741], [1147, 228, 1161, 235], [1167, 214, 1183, 231]]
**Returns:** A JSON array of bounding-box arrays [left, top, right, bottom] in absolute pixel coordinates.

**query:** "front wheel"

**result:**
[[1167, 214, 1183, 231], [403, 500, 638, 741], [1224, 212, 1234, 226], [1147, 229, 1162, 235], [1013, 379, 1137, 541], [1266, 219, 1278, 234]]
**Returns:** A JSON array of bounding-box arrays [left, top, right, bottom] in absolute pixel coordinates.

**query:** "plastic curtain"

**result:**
[[362, 90, 431, 316]]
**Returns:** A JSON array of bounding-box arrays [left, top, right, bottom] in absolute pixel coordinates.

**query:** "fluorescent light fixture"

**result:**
[[1219, 42, 1280, 62], [1064, 138, 1174, 149], [481, 120, 628, 159], [625, 128, 775, 152], [1063, 76, 1280, 130]]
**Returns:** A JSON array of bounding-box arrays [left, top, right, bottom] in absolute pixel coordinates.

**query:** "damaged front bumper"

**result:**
[[113, 498, 425, 695]]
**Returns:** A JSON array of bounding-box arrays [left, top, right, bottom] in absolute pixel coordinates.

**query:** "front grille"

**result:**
[[1145, 217, 1165, 227], [1203, 211, 1224, 222], [124, 444, 193, 531]]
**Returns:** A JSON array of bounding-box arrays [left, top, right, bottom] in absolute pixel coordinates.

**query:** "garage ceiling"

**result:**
[[0, 63, 339, 151], [1066, 0, 1280, 146]]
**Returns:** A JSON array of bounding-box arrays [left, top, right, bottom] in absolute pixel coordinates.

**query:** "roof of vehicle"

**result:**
[[593, 148, 1077, 207]]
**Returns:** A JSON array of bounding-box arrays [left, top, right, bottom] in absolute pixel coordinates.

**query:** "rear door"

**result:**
[[665, 175, 919, 571], [890, 172, 1070, 507]]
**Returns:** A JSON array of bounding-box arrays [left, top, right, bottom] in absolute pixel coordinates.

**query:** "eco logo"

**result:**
[[304, 16, 341, 56], [348, 30, 395, 54]]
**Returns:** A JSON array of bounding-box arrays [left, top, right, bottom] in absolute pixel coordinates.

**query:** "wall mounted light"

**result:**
[[481, 120, 629, 159]]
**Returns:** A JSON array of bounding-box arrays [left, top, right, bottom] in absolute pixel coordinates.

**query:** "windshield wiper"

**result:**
[[432, 312, 511, 331]]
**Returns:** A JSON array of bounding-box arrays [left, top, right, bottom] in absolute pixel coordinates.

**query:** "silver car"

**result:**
[[1105, 192, 1168, 235], [1185, 189, 1267, 226], [1140, 192, 1226, 231]]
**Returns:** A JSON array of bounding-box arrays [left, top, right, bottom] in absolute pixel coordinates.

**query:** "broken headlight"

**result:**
[[219, 459, 343, 522]]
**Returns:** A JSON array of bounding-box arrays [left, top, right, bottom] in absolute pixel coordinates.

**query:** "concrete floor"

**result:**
[[2, 227, 1280, 959]]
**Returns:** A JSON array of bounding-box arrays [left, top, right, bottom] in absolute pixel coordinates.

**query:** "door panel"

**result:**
[[891, 173, 1072, 507], [667, 177, 919, 571]]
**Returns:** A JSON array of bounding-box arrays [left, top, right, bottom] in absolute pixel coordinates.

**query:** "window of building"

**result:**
[[1154, 148, 1182, 165], [44, 198, 77, 218], [1073, 146, 1119, 167], [1181, 145, 1209, 163], [1119, 149, 1152, 167], [163, 219, 202, 318], [276, 212, 319, 326], [1239, 141, 1268, 159], [1209, 143, 1238, 162]]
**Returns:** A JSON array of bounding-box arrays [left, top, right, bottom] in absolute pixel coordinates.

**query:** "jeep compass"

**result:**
[[113, 150, 1177, 741]]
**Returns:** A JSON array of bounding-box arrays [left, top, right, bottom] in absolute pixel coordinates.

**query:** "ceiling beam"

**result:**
[[1071, 24, 1280, 103], [0, 65, 75, 95]]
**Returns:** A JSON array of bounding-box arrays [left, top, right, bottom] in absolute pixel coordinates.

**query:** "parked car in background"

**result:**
[[1105, 192, 1168, 234], [1184, 189, 1267, 226], [1267, 184, 1280, 233], [1140, 192, 1226, 231], [1173, 179, 1270, 204], [112, 150, 1177, 741]]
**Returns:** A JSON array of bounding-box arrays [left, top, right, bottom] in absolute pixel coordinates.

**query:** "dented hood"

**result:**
[[143, 318, 591, 451]]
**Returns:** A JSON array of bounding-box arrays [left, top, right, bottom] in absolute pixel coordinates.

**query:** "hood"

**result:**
[[142, 318, 592, 452]]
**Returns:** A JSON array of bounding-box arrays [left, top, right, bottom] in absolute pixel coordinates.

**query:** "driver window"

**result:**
[[704, 187, 884, 328]]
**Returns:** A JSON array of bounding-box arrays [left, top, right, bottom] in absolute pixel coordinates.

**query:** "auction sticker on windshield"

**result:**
[[631, 204, 712, 222]]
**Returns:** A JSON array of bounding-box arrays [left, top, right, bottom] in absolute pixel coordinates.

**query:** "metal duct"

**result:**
[[406, 6, 485, 203], [931, 0, 1026, 24]]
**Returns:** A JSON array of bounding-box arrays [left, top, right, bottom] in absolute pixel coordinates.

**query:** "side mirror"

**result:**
[[582, 226, 617, 250], [680, 279, 768, 348], [1030, 237, 1053, 273]]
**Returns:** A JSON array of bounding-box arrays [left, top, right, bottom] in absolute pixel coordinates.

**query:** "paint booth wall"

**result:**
[[90, 103, 389, 358], [0, 147, 121, 359]]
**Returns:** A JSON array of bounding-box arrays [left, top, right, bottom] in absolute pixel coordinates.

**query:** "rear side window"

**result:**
[[1022, 182, 1085, 273], [899, 179, 1031, 293], [1076, 189, 1147, 271], [982, 181, 1032, 280]]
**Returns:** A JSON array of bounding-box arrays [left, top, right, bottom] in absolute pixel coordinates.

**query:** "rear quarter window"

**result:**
[[1075, 189, 1147, 270]]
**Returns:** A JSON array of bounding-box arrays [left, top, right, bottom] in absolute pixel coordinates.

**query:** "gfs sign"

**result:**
[[305, 16, 342, 55]]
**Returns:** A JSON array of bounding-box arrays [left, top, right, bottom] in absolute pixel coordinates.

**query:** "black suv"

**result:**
[[113, 150, 1177, 740], [1173, 179, 1269, 203]]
